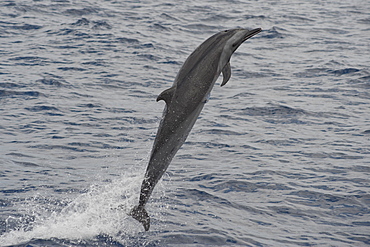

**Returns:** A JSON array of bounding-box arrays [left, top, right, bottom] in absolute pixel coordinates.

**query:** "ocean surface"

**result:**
[[1, 0, 369, 246]]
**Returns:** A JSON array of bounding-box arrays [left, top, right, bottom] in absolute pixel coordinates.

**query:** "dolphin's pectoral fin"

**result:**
[[130, 205, 150, 231], [221, 62, 231, 87], [157, 86, 176, 104]]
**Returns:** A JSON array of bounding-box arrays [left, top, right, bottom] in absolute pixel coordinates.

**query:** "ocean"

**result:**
[[0, 0, 369, 246]]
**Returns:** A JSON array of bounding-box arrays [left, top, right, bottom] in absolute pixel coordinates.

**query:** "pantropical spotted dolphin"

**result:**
[[130, 28, 262, 231]]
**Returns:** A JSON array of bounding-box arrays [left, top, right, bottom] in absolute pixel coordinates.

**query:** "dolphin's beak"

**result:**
[[231, 28, 262, 52], [242, 28, 262, 42]]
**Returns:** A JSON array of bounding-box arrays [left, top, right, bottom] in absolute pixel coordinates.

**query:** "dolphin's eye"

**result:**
[[232, 43, 237, 47], [224, 30, 228, 32]]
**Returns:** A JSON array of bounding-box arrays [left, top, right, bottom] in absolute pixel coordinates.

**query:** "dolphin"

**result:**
[[130, 28, 262, 231]]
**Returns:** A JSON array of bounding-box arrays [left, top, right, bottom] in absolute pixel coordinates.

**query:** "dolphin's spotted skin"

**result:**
[[130, 28, 262, 231]]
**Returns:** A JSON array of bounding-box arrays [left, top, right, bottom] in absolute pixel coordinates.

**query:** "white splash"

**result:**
[[0, 170, 152, 246]]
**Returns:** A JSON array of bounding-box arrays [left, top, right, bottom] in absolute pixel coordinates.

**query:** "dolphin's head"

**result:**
[[217, 28, 261, 78], [231, 28, 261, 50], [221, 28, 261, 56], [214, 28, 261, 86]]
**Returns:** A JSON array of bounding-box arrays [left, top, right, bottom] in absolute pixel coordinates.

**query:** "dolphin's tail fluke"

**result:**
[[130, 205, 150, 231]]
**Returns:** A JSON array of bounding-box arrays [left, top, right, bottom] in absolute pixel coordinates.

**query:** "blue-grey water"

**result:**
[[1, 0, 369, 246]]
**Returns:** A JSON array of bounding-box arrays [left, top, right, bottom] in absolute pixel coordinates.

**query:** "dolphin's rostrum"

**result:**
[[130, 28, 262, 231]]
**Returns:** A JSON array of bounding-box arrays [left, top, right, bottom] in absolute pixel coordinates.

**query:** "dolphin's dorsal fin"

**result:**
[[156, 86, 175, 104], [221, 62, 231, 87]]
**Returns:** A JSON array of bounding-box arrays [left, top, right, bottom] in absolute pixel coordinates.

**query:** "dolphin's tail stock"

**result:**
[[130, 205, 150, 231]]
